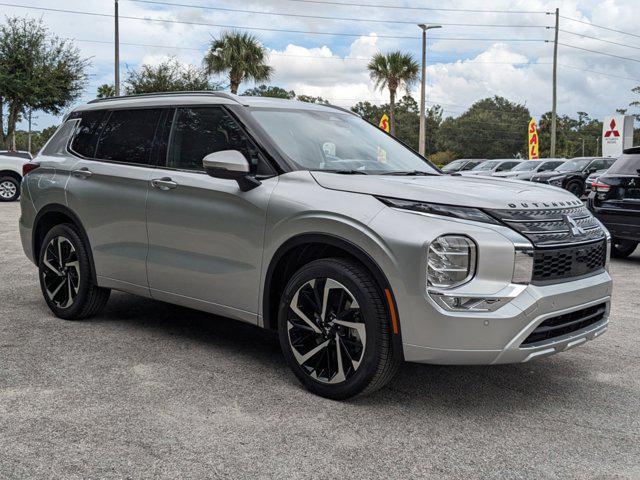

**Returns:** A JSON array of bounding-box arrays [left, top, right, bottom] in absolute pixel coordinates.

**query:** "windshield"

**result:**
[[607, 154, 640, 175], [249, 108, 439, 175], [511, 161, 539, 172], [556, 159, 590, 172], [441, 160, 466, 172], [471, 160, 499, 171]]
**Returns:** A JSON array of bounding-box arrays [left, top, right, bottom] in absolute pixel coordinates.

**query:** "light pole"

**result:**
[[418, 24, 441, 157], [115, 0, 120, 96]]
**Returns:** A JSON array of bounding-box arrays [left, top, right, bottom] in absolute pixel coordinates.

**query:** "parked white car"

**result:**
[[0, 150, 32, 202]]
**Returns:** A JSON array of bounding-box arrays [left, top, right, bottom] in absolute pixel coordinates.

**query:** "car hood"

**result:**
[[310, 172, 583, 210], [531, 170, 574, 180], [492, 171, 520, 178]]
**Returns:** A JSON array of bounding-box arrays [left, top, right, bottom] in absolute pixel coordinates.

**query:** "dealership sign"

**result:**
[[528, 119, 539, 159], [602, 115, 634, 157]]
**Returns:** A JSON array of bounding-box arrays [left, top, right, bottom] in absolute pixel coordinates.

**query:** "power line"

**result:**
[[282, 0, 548, 14], [556, 42, 640, 64], [123, 0, 551, 29], [69, 38, 640, 84], [560, 15, 640, 40], [0, 3, 550, 42], [559, 29, 640, 52]]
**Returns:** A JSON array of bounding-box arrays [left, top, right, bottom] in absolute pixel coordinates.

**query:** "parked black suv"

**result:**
[[588, 147, 640, 258], [531, 157, 616, 197]]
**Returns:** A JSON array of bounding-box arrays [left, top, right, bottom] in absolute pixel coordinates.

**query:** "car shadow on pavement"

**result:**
[[98, 291, 604, 413]]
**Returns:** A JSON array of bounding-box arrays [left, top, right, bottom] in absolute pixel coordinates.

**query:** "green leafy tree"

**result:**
[[436, 96, 530, 159], [242, 84, 295, 99], [125, 58, 219, 94], [13, 124, 57, 153], [367, 51, 419, 136], [297, 95, 330, 104], [538, 111, 602, 158], [0, 16, 87, 149], [96, 83, 116, 98], [204, 31, 273, 94]]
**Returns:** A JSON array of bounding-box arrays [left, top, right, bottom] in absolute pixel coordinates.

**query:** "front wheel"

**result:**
[[38, 223, 111, 320], [0, 176, 20, 202], [278, 258, 400, 399], [611, 239, 638, 258], [566, 180, 584, 197]]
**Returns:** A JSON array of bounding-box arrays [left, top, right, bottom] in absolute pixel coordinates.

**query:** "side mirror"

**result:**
[[202, 150, 261, 192], [588, 167, 598, 174]]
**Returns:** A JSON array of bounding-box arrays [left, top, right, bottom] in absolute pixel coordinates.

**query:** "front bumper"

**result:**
[[402, 271, 612, 365]]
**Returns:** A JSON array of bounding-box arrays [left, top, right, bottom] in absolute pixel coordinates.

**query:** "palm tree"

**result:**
[[203, 31, 273, 94], [367, 51, 419, 136]]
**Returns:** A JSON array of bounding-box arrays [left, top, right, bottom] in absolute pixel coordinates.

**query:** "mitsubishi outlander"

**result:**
[[19, 92, 612, 399]]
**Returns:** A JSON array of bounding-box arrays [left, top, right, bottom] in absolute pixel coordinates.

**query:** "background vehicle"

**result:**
[[588, 147, 640, 258], [19, 93, 612, 399], [585, 168, 610, 194], [0, 150, 33, 202], [531, 157, 616, 197], [459, 158, 523, 176], [492, 159, 565, 181], [441, 159, 484, 174]]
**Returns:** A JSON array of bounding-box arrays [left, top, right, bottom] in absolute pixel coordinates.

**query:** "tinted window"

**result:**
[[95, 109, 162, 165], [497, 161, 519, 172], [462, 161, 480, 170], [167, 107, 271, 175], [472, 160, 499, 171], [71, 110, 108, 158], [540, 161, 562, 171], [607, 154, 640, 175]]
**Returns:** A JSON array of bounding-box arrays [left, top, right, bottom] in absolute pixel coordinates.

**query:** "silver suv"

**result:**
[[19, 93, 613, 399]]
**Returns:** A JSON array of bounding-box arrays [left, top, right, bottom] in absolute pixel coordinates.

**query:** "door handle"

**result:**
[[71, 167, 92, 179], [151, 177, 178, 191]]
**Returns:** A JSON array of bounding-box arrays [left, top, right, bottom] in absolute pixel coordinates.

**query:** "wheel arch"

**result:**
[[33, 204, 97, 282], [262, 233, 403, 356], [0, 170, 22, 182]]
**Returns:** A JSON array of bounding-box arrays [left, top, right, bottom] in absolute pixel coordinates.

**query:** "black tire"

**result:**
[[0, 176, 20, 202], [38, 223, 110, 320], [278, 258, 401, 400], [611, 239, 638, 258], [566, 180, 583, 198]]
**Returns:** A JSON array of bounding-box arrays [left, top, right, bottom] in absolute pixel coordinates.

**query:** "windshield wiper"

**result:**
[[381, 170, 439, 176], [322, 169, 368, 175]]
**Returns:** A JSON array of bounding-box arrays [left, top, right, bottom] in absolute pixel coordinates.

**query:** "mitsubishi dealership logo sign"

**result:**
[[602, 115, 633, 157], [604, 119, 620, 138]]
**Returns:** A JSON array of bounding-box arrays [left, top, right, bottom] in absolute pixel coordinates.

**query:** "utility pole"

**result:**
[[596, 136, 600, 156], [550, 8, 559, 158], [418, 24, 441, 157], [27, 109, 32, 154], [115, 0, 120, 96], [582, 137, 585, 157]]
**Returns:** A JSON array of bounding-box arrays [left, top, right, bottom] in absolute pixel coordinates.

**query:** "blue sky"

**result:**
[[4, 0, 640, 131]]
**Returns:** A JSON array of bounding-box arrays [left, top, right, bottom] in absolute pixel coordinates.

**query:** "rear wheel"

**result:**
[[0, 176, 20, 202], [38, 223, 110, 320], [278, 258, 400, 399], [611, 239, 638, 258], [566, 180, 583, 197]]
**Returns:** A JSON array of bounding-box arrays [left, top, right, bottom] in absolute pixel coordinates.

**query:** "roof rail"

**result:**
[[87, 91, 242, 104], [324, 103, 359, 117]]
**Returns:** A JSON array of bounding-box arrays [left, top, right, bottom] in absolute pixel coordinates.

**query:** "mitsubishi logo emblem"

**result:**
[[604, 119, 620, 138], [563, 214, 586, 237]]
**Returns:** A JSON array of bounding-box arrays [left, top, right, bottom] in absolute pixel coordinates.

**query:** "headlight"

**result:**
[[548, 176, 564, 185], [427, 235, 476, 289], [377, 197, 500, 225]]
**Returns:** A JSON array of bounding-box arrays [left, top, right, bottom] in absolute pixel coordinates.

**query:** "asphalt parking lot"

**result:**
[[1, 201, 639, 479]]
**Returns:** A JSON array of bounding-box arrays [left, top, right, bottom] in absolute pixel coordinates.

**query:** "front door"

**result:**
[[146, 106, 277, 323]]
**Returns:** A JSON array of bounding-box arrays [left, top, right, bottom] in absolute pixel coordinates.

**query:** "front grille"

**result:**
[[521, 303, 607, 346], [532, 240, 606, 284], [486, 205, 605, 247]]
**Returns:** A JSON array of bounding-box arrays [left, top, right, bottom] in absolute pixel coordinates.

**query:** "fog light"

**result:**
[[427, 235, 476, 289], [431, 294, 505, 312]]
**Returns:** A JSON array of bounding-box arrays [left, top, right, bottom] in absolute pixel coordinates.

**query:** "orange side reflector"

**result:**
[[384, 289, 399, 335]]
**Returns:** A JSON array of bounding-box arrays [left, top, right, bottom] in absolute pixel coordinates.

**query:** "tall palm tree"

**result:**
[[203, 31, 273, 94], [367, 51, 419, 136]]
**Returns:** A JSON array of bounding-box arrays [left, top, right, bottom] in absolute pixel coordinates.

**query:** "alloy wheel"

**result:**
[[41, 236, 81, 308], [0, 180, 17, 199], [287, 278, 366, 384]]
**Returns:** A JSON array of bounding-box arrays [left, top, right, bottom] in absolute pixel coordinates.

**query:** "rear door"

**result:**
[[145, 106, 277, 323], [66, 108, 165, 295]]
